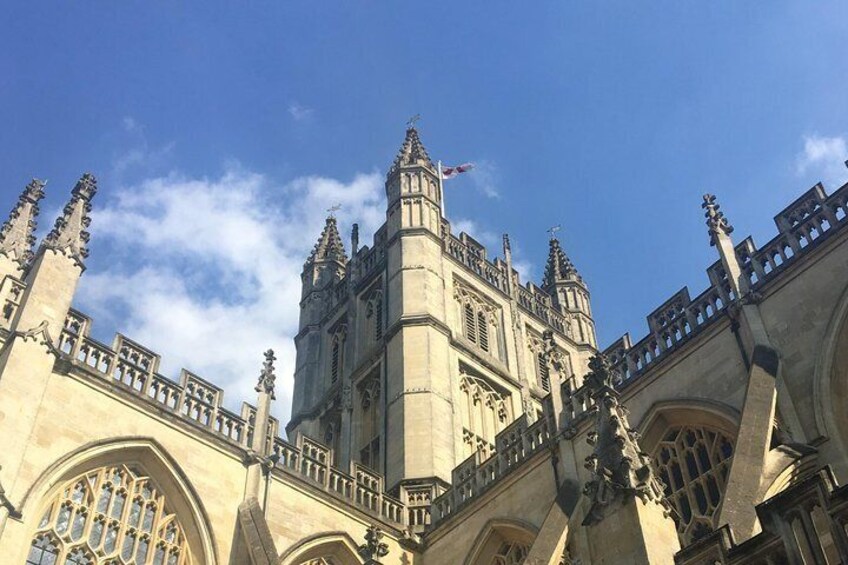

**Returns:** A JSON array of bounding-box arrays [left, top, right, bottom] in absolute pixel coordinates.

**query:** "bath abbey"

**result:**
[[1, 126, 848, 565]]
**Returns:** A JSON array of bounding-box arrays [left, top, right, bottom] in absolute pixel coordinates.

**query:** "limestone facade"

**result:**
[[0, 128, 847, 564]]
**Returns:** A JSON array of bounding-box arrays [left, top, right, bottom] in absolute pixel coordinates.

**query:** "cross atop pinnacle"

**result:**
[[255, 349, 277, 399], [0, 179, 46, 267], [542, 233, 580, 289], [389, 124, 433, 175], [44, 173, 97, 267], [307, 215, 348, 265]]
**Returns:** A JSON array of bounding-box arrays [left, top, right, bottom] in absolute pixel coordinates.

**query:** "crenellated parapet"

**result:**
[[557, 180, 848, 432]]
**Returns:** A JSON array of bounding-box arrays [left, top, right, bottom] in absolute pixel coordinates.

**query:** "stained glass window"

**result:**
[[26, 464, 194, 564]]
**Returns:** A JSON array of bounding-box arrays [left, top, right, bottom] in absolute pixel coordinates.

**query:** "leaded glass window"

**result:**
[[491, 541, 529, 565], [26, 464, 194, 564], [651, 425, 735, 545]]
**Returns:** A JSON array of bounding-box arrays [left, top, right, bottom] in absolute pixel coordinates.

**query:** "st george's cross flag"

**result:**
[[440, 162, 475, 180]]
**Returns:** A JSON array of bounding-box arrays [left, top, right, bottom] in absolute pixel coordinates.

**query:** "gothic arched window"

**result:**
[[358, 373, 382, 471], [365, 289, 383, 345], [536, 352, 550, 393], [491, 540, 529, 565], [26, 464, 194, 565], [651, 425, 735, 545], [455, 282, 499, 357]]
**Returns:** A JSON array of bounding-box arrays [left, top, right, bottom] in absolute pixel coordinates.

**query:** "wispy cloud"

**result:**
[[79, 167, 384, 422], [112, 116, 175, 177], [796, 134, 848, 188], [288, 102, 314, 122], [469, 159, 500, 199]]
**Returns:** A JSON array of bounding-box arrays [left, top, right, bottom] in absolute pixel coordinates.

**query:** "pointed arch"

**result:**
[[463, 518, 537, 565], [814, 281, 848, 464], [278, 531, 363, 565], [16, 437, 217, 565]]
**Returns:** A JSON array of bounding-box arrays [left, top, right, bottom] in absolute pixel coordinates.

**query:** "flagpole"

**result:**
[[438, 160, 446, 218]]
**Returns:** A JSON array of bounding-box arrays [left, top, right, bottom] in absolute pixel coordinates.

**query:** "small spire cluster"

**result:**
[[255, 349, 277, 399], [0, 179, 46, 267], [389, 126, 433, 175], [702, 193, 734, 247], [542, 235, 581, 288], [581, 354, 668, 525], [307, 216, 348, 265], [44, 173, 97, 265]]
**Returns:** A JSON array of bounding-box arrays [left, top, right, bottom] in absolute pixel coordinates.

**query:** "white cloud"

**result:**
[[470, 159, 500, 199], [78, 167, 384, 424], [288, 102, 314, 122], [796, 134, 848, 188]]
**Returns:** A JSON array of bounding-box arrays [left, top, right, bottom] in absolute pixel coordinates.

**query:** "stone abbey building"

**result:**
[[0, 127, 847, 564]]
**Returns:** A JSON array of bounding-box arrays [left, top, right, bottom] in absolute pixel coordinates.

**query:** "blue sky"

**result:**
[[2, 3, 847, 420]]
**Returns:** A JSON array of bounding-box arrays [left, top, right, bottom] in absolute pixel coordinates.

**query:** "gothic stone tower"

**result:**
[[287, 128, 598, 495]]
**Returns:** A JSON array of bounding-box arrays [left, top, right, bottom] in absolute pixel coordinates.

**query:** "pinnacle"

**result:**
[[44, 173, 98, 266], [307, 216, 348, 265], [0, 178, 46, 266], [389, 126, 433, 175], [542, 236, 580, 288]]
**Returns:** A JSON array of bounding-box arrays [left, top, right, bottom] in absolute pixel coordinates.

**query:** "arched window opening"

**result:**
[[465, 303, 477, 343], [478, 311, 490, 352], [359, 373, 382, 472], [651, 425, 735, 545], [26, 464, 194, 564], [536, 353, 550, 393], [491, 541, 530, 565], [364, 289, 383, 346]]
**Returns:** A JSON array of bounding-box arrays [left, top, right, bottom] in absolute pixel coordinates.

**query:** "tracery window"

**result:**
[[491, 540, 529, 565], [358, 373, 381, 471], [329, 324, 346, 384], [651, 425, 735, 544], [365, 289, 383, 344], [455, 282, 499, 357], [459, 370, 512, 459], [26, 464, 193, 565]]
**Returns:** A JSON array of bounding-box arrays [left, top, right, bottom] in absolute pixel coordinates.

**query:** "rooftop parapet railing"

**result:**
[[430, 413, 552, 527], [271, 434, 406, 526], [558, 181, 848, 432], [675, 466, 848, 564], [55, 308, 411, 527]]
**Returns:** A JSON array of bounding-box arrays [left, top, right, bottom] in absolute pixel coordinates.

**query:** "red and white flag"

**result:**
[[440, 162, 475, 180]]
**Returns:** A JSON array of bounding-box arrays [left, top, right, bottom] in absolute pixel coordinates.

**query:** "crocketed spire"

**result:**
[[255, 349, 277, 399], [307, 216, 348, 265], [581, 354, 668, 525], [389, 126, 433, 175], [0, 179, 46, 267], [44, 173, 97, 266], [702, 193, 734, 247], [542, 236, 581, 289]]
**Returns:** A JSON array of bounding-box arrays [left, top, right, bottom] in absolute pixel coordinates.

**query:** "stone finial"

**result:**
[[358, 525, 389, 565], [306, 216, 348, 266], [702, 193, 734, 246], [581, 354, 667, 526], [255, 349, 276, 399], [351, 223, 360, 255], [502, 233, 512, 254], [44, 173, 97, 266], [0, 179, 46, 267], [389, 126, 433, 175], [542, 235, 581, 289]]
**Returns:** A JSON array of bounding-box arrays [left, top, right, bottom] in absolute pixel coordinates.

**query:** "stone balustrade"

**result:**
[[675, 466, 848, 564], [55, 308, 411, 527], [430, 413, 553, 526]]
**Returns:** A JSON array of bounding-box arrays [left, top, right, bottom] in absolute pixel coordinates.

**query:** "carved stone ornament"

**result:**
[[581, 354, 668, 525], [255, 349, 277, 399], [702, 193, 734, 247], [342, 383, 352, 411], [15, 320, 60, 358], [44, 173, 97, 266], [0, 178, 45, 266], [358, 525, 389, 564]]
